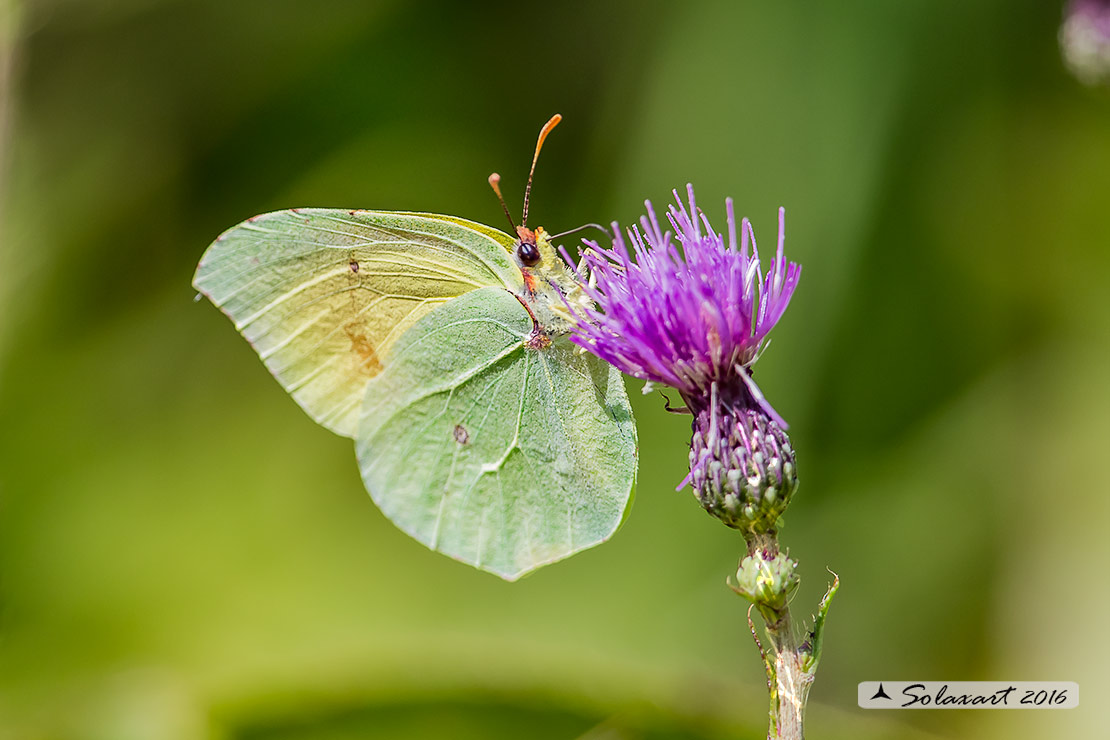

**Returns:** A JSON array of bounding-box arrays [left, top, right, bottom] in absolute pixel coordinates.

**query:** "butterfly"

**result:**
[[193, 115, 637, 580]]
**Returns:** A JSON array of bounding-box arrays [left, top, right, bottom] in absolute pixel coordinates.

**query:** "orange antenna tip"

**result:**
[[523, 114, 562, 227], [488, 172, 516, 231], [534, 114, 562, 163]]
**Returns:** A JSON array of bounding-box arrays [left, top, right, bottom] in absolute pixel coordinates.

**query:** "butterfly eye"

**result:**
[[517, 241, 541, 266]]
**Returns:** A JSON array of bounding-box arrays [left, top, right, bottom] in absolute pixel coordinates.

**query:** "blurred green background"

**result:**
[[2, 1, 1108, 738]]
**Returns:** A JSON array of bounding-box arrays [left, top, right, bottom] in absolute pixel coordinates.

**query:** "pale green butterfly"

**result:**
[[193, 115, 637, 581]]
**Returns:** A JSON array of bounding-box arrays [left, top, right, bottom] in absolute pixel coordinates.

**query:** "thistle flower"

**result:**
[[1061, 0, 1110, 85], [569, 185, 801, 536]]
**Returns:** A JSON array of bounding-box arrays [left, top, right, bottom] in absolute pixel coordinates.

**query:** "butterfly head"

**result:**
[[513, 224, 556, 270], [513, 223, 580, 300]]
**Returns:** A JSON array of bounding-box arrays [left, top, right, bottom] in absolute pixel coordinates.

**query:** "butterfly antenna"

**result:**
[[522, 113, 562, 227], [487, 173, 517, 231]]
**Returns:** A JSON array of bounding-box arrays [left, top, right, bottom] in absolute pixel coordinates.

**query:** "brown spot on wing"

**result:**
[[453, 424, 470, 444], [343, 321, 383, 375]]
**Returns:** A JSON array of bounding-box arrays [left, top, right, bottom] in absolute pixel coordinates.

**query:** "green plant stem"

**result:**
[[763, 608, 809, 740], [733, 532, 838, 740]]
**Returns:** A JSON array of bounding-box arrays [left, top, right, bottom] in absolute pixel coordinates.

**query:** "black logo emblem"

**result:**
[[870, 683, 892, 700]]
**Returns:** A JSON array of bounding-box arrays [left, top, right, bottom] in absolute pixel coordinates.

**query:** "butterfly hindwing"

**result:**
[[356, 287, 638, 580], [193, 209, 523, 436]]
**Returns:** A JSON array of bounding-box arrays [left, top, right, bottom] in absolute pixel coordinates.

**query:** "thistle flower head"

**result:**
[[1061, 0, 1110, 85], [568, 185, 801, 534], [568, 184, 800, 426]]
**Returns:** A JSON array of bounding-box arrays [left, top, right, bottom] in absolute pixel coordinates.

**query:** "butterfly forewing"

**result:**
[[356, 287, 638, 581], [194, 210, 523, 436]]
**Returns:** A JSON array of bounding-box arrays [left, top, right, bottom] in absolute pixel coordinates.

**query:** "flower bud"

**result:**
[[727, 549, 800, 618]]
